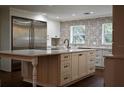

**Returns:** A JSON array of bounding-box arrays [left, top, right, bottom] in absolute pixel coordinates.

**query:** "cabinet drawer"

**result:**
[[61, 73, 71, 85], [88, 60, 95, 65], [61, 60, 71, 73], [95, 61, 99, 65], [88, 66, 95, 74], [102, 49, 112, 56], [88, 51, 96, 59], [96, 53, 102, 57], [88, 65, 95, 74], [60, 54, 71, 61], [95, 59, 101, 65]]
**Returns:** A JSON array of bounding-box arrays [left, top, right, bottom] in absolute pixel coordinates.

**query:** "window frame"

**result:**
[[70, 25, 86, 45], [102, 23, 112, 45]]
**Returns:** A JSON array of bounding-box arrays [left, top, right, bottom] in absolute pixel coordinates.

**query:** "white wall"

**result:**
[[0, 7, 12, 72], [10, 8, 47, 22], [47, 19, 60, 47], [0, 8, 11, 50]]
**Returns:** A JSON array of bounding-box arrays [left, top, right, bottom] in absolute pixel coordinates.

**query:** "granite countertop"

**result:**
[[0, 49, 96, 57]]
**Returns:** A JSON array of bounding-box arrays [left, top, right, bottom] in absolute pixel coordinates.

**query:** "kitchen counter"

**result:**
[[0, 49, 96, 87], [0, 49, 95, 57], [78, 46, 112, 50]]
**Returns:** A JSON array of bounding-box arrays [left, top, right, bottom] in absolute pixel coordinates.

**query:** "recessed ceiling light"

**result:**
[[84, 12, 94, 15], [56, 16, 60, 19], [90, 12, 94, 14], [72, 14, 76, 16]]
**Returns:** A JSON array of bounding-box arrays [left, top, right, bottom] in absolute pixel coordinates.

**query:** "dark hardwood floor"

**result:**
[[0, 69, 104, 87], [70, 69, 104, 87]]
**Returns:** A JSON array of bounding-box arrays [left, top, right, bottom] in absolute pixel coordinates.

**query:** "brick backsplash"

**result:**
[[60, 17, 112, 48]]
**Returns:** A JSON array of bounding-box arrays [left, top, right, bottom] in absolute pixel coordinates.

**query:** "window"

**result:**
[[102, 23, 112, 45], [70, 25, 86, 44]]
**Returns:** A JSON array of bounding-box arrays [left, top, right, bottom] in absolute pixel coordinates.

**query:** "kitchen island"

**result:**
[[0, 49, 96, 87]]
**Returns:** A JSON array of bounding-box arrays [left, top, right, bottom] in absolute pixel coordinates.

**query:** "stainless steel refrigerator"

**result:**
[[11, 16, 47, 71], [12, 16, 47, 50]]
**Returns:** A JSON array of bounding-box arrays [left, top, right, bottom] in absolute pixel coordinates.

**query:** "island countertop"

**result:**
[[0, 49, 96, 57]]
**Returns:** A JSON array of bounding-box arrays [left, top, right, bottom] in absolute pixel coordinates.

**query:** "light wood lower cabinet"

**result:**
[[78, 52, 88, 78], [71, 53, 79, 81], [22, 50, 96, 86], [72, 52, 88, 79], [71, 51, 96, 81]]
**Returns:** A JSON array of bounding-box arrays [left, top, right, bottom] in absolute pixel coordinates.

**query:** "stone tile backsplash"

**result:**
[[60, 17, 112, 48]]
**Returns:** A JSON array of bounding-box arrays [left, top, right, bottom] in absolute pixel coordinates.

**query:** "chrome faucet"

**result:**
[[64, 39, 70, 49]]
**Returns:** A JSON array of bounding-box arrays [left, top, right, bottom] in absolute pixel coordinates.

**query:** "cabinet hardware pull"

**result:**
[[79, 54, 83, 56], [64, 65, 68, 68], [64, 56, 68, 58], [90, 52, 93, 54], [64, 77, 68, 80]]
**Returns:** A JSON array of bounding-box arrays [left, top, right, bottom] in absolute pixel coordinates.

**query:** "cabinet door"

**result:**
[[47, 20, 60, 38], [72, 53, 79, 80], [78, 52, 87, 78]]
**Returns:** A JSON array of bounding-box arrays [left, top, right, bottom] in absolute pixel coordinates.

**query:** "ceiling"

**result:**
[[10, 5, 112, 21]]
